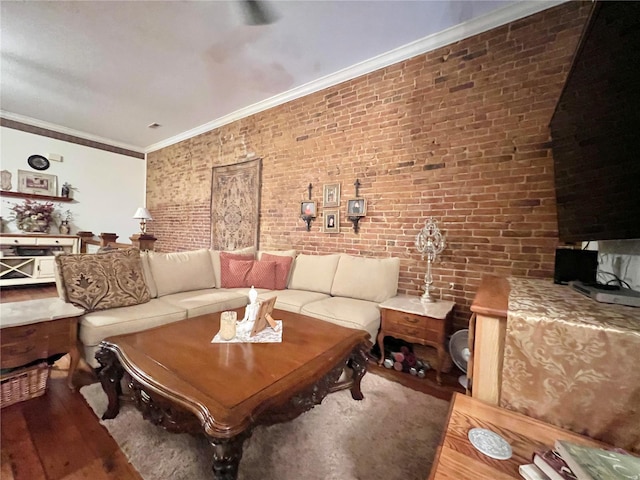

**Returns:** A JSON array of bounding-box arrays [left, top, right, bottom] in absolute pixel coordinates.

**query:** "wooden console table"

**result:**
[[0, 298, 85, 390], [470, 274, 640, 452], [377, 295, 454, 384], [428, 393, 606, 479]]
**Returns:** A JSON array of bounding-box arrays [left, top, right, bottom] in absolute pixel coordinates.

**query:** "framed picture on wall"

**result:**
[[17, 170, 58, 196], [323, 183, 340, 207], [323, 210, 340, 233], [300, 201, 317, 217], [347, 198, 366, 217]]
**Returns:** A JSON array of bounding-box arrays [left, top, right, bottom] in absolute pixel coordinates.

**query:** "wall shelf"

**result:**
[[0, 191, 73, 203]]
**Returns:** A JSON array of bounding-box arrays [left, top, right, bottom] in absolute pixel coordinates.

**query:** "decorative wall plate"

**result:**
[[27, 154, 50, 171], [468, 428, 512, 460]]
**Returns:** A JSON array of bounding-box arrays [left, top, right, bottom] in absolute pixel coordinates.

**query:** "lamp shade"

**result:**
[[133, 207, 152, 220]]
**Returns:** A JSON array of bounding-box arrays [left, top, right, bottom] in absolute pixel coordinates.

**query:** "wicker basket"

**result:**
[[1, 362, 49, 408]]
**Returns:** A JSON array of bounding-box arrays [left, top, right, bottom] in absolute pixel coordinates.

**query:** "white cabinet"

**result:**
[[35, 257, 56, 279], [0, 234, 80, 286]]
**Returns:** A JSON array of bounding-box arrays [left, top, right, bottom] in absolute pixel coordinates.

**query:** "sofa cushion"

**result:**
[[148, 249, 215, 297], [220, 252, 255, 287], [260, 253, 294, 290], [211, 247, 256, 287], [257, 289, 330, 313], [300, 296, 381, 340], [140, 251, 158, 298], [79, 298, 187, 367], [55, 248, 151, 312], [257, 249, 296, 260], [331, 255, 400, 303], [287, 254, 341, 294], [158, 289, 249, 318]]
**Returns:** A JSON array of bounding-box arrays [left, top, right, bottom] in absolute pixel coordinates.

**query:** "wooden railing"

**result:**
[[77, 231, 156, 253]]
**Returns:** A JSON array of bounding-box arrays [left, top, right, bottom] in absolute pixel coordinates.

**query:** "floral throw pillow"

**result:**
[[55, 248, 150, 312]]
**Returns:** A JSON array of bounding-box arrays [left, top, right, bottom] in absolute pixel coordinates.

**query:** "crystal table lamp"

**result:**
[[133, 207, 152, 234], [415, 217, 446, 302]]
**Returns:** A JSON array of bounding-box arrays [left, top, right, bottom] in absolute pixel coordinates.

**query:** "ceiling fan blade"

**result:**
[[242, 0, 277, 26]]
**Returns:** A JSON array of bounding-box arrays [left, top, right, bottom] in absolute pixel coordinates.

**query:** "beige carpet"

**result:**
[[80, 373, 449, 480]]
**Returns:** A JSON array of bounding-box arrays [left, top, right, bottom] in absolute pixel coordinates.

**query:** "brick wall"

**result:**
[[146, 2, 590, 328]]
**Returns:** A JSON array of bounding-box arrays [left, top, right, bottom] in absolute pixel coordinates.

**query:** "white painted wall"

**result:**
[[0, 127, 146, 240], [584, 240, 640, 291]]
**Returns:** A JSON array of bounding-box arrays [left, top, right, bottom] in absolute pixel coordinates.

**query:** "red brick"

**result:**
[[146, 2, 590, 328]]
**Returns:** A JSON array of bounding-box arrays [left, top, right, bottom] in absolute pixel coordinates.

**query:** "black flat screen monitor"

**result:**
[[550, 1, 640, 243]]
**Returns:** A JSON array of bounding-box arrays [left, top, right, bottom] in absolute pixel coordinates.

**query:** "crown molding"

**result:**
[[0, 110, 145, 154], [145, 0, 566, 153]]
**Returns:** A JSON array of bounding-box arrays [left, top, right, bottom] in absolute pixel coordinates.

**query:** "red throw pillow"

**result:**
[[261, 253, 294, 290], [246, 260, 277, 290], [220, 252, 254, 287]]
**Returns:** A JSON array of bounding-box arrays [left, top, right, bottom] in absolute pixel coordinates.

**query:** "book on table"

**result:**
[[533, 449, 578, 480], [554, 440, 640, 480], [520, 463, 552, 480]]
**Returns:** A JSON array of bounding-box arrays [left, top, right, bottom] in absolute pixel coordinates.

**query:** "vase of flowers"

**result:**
[[9, 199, 58, 233]]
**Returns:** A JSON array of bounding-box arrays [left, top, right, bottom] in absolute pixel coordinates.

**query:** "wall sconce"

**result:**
[[346, 179, 366, 233], [300, 183, 316, 231], [415, 217, 446, 303], [133, 207, 152, 234]]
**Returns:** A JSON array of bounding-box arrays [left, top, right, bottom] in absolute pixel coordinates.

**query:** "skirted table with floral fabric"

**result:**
[[501, 277, 640, 452]]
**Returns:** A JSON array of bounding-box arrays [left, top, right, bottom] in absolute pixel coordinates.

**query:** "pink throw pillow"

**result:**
[[220, 252, 254, 287], [246, 260, 277, 290], [223, 259, 254, 288], [261, 253, 294, 290]]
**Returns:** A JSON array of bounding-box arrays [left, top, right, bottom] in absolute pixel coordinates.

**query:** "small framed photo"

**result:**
[[323, 183, 340, 207], [251, 296, 277, 337], [323, 210, 340, 233], [347, 198, 366, 217], [300, 201, 317, 217], [17, 170, 58, 196]]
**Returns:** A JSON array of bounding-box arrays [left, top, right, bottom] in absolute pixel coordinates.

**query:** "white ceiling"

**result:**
[[0, 1, 562, 153]]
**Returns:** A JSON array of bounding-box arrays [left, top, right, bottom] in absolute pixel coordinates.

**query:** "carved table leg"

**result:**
[[209, 431, 251, 480], [96, 347, 124, 420], [349, 342, 370, 401]]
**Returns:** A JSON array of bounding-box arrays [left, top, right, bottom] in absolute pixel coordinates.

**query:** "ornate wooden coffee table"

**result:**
[[96, 308, 370, 480]]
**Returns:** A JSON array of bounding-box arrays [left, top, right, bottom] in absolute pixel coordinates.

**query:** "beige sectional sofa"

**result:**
[[58, 247, 400, 368]]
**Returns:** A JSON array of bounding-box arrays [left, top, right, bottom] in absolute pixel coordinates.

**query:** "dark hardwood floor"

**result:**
[[0, 284, 464, 480]]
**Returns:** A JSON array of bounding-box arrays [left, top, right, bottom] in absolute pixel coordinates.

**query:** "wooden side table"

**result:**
[[428, 393, 607, 479], [0, 298, 85, 390], [377, 296, 454, 384]]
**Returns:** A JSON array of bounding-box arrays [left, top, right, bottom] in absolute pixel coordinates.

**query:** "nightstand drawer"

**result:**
[[1, 324, 45, 343], [385, 322, 431, 340], [383, 309, 422, 326], [381, 308, 445, 343], [1, 342, 49, 369]]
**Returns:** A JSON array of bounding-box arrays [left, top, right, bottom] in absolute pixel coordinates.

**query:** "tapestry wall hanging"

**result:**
[[211, 158, 262, 250]]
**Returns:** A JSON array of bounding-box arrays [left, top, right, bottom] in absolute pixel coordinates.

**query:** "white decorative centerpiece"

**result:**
[[237, 286, 259, 335], [415, 217, 446, 303]]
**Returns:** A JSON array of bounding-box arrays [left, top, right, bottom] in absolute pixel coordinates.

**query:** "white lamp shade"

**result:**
[[133, 207, 152, 220]]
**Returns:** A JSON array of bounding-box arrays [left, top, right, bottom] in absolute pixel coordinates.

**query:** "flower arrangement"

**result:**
[[9, 199, 59, 233]]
